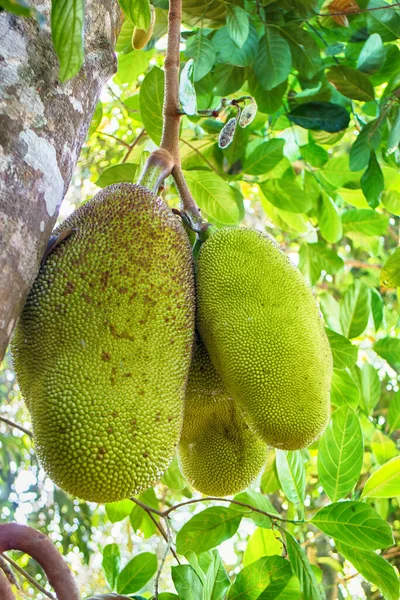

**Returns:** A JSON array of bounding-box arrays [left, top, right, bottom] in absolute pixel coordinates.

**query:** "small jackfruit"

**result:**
[[12, 183, 195, 503], [132, 5, 156, 50], [196, 227, 332, 451], [178, 336, 267, 496]]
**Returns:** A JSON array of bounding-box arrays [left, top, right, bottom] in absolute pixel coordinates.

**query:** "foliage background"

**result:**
[[0, 0, 400, 599]]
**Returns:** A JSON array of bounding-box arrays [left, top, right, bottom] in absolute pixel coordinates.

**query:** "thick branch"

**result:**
[[0, 523, 79, 600], [0, 416, 33, 437], [0, 569, 15, 600]]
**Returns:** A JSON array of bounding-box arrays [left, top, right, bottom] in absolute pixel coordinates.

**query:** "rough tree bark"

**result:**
[[0, 0, 122, 362]]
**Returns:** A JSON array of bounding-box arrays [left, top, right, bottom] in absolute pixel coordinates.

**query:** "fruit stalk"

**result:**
[[138, 0, 204, 228]]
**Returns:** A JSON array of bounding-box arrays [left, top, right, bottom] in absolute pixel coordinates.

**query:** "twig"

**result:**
[[180, 139, 221, 175], [163, 496, 304, 524], [154, 518, 173, 599], [345, 260, 381, 270], [122, 129, 146, 163], [107, 86, 140, 114], [96, 131, 131, 148], [133, 494, 304, 524], [0, 416, 33, 438], [305, 21, 340, 64], [317, 2, 400, 16], [130, 497, 180, 563], [2, 554, 55, 600]]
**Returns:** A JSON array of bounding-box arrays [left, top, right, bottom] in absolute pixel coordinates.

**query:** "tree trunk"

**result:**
[[0, 0, 122, 362]]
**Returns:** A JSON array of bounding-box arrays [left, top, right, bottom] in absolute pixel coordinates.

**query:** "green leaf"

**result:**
[[299, 242, 344, 286], [202, 550, 230, 600], [318, 407, 363, 502], [371, 430, 398, 465], [361, 151, 384, 209], [0, 0, 44, 22], [140, 67, 164, 144], [116, 552, 157, 595], [286, 532, 323, 600], [51, 0, 84, 81], [318, 193, 342, 243], [319, 155, 361, 188], [349, 121, 380, 172], [212, 65, 245, 97], [254, 28, 292, 91], [370, 288, 383, 330], [301, 143, 328, 168], [176, 507, 242, 555], [325, 329, 358, 369], [357, 33, 386, 74], [115, 17, 135, 53], [96, 164, 138, 188], [228, 556, 292, 600], [116, 50, 154, 84], [186, 33, 216, 82], [88, 102, 103, 138], [172, 565, 203, 600], [226, 5, 249, 48], [382, 188, 400, 215], [102, 544, 120, 591], [276, 450, 305, 510], [330, 368, 360, 410], [212, 25, 258, 67], [341, 209, 389, 236], [388, 391, 400, 434], [118, 0, 151, 29], [243, 528, 283, 567], [282, 26, 321, 80], [340, 281, 370, 339], [161, 456, 187, 491], [362, 457, 400, 498], [311, 501, 394, 550], [243, 139, 285, 176], [130, 488, 160, 538], [360, 362, 381, 414], [327, 66, 375, 102], [287, 102, 350, 133], [374, 337, 400, 371], [248, 74, 287, 114], [184, 170, 240, 226], [380, 247, 400, 287], [105, 499, 134, 523], [337, 542, 399, 600], [232, 490, 277, 528], [260, 179, 311, 214], [388, 109, 400, 153], [367, 0, 400, 42]]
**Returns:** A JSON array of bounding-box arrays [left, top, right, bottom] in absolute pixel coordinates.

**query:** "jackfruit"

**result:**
[[178, 336, 267, 496], [132, 5, 156, 50], [12, 183, 195, 503], [196, 227, 332, 451]]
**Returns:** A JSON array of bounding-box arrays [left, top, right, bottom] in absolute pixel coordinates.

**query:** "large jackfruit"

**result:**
[[12, 183, 195, 503], [178, 336, 267, 496], [196, 227, 332, 451]]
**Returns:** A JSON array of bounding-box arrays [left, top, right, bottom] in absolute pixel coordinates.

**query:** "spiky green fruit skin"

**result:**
[[12, 183, 195, 503], [178, 337, 267, 496], [196, 227, 332, 451]]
